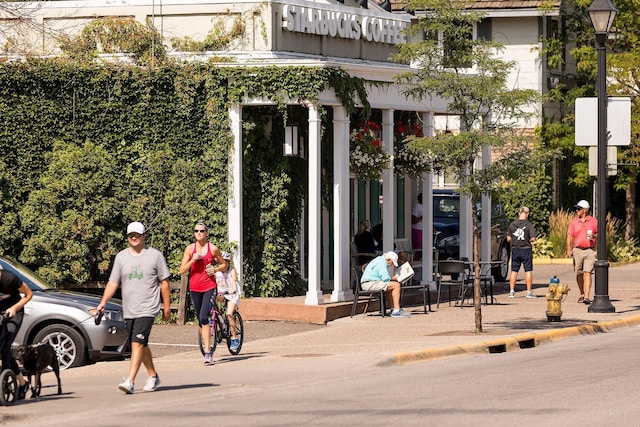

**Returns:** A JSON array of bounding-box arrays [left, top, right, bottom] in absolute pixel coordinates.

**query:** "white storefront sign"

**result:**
[[281, 5, 407, 44]]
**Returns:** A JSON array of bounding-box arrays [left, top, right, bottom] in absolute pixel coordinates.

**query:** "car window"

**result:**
[[0, 258, 51, 291], [435, 197, 459, 219], [476, 199, 505, 221]]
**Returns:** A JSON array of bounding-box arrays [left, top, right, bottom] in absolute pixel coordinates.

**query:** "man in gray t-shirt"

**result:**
[[97, 222, 170, 394], [108, 246, 170, 319]]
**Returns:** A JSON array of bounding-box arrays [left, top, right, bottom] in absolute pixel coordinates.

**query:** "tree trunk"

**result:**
[[625, 181, 635, 240], [472, 202, 483, 333]]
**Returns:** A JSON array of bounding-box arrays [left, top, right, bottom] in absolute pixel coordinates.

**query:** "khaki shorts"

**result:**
[[361, 280, 389, 292], [573, 247, 596, 274]]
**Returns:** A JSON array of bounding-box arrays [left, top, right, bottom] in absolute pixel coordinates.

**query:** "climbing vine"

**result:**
[[0, 58, 368, 297]]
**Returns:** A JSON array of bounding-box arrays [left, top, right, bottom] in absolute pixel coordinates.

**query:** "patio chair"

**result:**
[[436, 259, 467, 308], [350, 266, 387, 317]]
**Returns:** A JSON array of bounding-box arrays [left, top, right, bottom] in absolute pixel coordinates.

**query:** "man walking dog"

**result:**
[[97, 222, 171, 394]]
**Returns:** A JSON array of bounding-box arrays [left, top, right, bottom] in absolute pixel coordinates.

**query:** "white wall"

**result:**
[[492, 17, 542, 128]]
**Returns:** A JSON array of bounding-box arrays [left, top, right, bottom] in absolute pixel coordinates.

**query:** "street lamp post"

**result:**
[[588, 0, 617, 313]]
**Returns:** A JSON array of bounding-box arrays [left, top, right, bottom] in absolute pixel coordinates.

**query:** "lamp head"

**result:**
[[588, 0, 618, 34]]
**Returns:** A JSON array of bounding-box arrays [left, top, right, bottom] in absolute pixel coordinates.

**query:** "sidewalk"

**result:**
[[234, 261, 640, 365]]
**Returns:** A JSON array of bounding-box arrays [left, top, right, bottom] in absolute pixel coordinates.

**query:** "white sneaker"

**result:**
[[525, 291, 537, 299], [118, 378, 134, 394], [204, 352, 213, 365], [143, 375, 160, 392], [391, 309, 410, 318], [508, 291, 515, 299]]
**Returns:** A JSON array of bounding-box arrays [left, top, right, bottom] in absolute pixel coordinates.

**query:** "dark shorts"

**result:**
[[511, 248, 533, 272], [125, 317, 155, 346]]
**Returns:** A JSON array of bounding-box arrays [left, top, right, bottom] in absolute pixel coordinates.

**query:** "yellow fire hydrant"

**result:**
[[546, 276, 569, 322]]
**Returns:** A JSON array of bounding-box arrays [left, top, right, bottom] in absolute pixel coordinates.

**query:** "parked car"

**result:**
[[433, 190, 511, 282], [0, 256, 128, 370]]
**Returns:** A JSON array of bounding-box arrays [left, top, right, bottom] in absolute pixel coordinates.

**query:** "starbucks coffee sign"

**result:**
[[282, 5, 408, 44]]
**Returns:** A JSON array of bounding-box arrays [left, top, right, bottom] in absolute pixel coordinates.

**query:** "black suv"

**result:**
[[432, 189, 510, 282]]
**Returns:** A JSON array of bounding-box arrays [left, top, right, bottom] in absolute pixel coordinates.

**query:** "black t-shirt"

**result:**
[[507, 219, 536, 249], [354, 231, 377, 264], [0, 270, 22, 312]]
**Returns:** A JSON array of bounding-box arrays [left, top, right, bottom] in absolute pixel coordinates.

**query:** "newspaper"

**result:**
[[396, 262, 415, 284]]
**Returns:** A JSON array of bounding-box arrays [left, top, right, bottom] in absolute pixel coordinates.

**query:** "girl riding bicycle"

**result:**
[[0, 269, 33, 400], [215, 252, 241, 352]]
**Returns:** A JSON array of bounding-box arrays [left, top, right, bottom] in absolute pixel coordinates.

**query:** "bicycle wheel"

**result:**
[[0, 369, 17, 406], [226, 311, 244, 355]]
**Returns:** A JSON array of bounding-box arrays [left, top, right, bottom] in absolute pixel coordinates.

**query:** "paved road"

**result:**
[[148, 321, 323, 358], [2, 260, 639, 425], [5, 322, 640, 426]]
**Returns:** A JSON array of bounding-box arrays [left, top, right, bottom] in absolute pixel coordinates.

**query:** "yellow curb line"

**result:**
[[379, 314, 640, 367], [533, 258, 574, 265]]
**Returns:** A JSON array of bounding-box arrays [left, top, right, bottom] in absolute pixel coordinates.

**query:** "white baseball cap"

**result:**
[[575, 200, 590, 210], [384, 251, 398, 267], [126, 222, 146, 235]]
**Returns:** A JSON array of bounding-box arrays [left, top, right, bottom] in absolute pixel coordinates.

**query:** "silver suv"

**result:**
[[1, 256, 128, 369]]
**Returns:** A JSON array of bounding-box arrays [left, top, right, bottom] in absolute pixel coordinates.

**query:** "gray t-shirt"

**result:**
[[108, 246, 170, 319]]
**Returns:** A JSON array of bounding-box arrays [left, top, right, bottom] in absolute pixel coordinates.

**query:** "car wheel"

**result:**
[[492, 244, 510, 282], [33, 324, 87, 370]]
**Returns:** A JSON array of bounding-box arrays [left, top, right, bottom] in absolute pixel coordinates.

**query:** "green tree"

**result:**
[[605, 0, 640, 239], [19, 141, 125, 283], [394, 0, 555, 332], [539, 0, 640, 238]]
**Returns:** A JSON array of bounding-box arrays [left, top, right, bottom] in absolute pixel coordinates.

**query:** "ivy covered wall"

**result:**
[[0, 60, 368, 296]]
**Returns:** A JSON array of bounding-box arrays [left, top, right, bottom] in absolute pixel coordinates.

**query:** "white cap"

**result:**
[[126, 222, 146, 234], [384, 251, 398, 267], [575, 200, 590, 210]]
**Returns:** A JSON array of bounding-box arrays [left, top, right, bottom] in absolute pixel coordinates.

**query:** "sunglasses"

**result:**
[[127, 233, 142, 238], [194, 229, 207, 233]]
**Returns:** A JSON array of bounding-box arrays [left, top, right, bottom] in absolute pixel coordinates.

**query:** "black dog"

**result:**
[[15, 343, 62, 398]]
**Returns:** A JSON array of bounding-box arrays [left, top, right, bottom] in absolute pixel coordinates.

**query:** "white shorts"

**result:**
[[221, 292, 240, 306], [361, 280, 388, 292]]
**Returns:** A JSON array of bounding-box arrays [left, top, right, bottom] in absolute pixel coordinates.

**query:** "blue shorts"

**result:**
[[511, 248, 533, 273]]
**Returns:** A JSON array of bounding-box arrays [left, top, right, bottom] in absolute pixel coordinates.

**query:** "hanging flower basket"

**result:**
[[349, 121, 391, 181], [394, 120, 431, 179]]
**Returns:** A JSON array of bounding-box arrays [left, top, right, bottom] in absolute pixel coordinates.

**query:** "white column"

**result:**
[[332, 106, 352, 302], [382, 109, 395, 253], [228, 105, 243, 289], [305, 104, 324, 305], [421, 112, 435, 289]]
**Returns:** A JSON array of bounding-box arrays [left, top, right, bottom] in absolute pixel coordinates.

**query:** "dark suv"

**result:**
[[433, 190, 510, 282]]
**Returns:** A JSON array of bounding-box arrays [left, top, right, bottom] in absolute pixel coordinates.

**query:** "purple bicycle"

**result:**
[[198, 295, 243, 356]]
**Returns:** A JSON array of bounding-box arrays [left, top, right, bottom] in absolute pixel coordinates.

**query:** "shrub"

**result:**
[[546, 209, 573, 257], [606, 214, 640, 262], [532, 235, 556, 258], [542, 209, 640, 263]]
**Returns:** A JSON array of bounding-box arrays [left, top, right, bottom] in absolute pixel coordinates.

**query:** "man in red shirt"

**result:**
[[566, 200, 598, 304]]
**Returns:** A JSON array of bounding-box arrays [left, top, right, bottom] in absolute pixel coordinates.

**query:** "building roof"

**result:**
[[466, 0, 561, 8], [388, 0, 561, 12]]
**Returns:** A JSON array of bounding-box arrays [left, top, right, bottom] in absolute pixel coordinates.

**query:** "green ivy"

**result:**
[[0, 59, 368, 298]]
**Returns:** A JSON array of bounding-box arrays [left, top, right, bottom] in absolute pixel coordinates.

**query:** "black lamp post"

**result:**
[[588, 0, 617, 313]]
